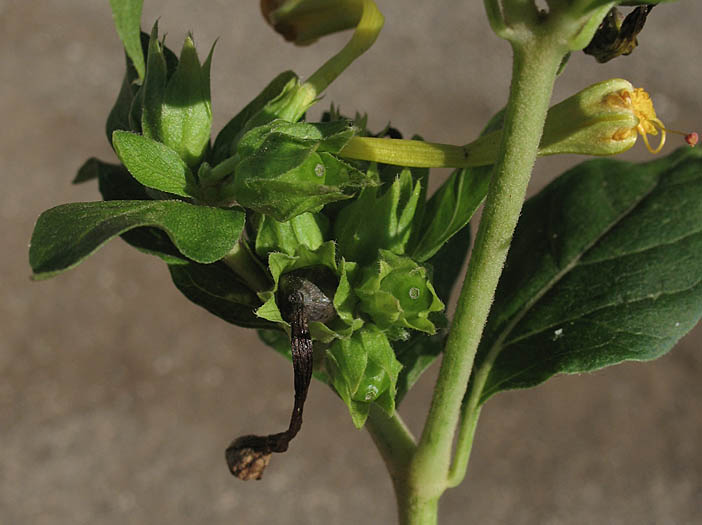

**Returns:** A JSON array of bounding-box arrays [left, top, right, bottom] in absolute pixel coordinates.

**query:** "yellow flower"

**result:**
[[605, 86, 698, 153]]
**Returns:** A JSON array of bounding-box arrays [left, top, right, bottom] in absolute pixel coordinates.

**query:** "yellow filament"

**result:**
[[640, 117, 666, 154], [606, 88, 669, 154]]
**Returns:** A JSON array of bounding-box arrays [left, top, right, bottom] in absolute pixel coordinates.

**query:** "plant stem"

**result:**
[[366, 405, 416, 482], [281, 0, 384, 122], [339, 133, 506, 168], [404, 40, 565, 513], [302, 0, 384, 101], [366, 406, 432, 524]]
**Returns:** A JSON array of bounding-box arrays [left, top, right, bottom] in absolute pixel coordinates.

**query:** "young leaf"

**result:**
[[90, 155, 188, 264], [112, 130, 199, 198], [72, 157, 104, 184], [106, 59, 141, 141], [410, 166, 489, 263], [471, 148, 702, 404], [30, 200, 245, 279], [168, 261, 273, 329], [428, 222, 471, 305], [409, 110, 504, 262], [211, 71, 299, 164], [108, 0, 145, 81]]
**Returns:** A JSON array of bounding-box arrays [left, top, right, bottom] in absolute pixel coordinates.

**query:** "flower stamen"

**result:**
[[606, 87, 697, 154]]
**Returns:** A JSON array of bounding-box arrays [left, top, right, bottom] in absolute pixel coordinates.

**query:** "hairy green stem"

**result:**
[[366, 405, 417, 481], [282, 0, 384, 121], [404, 41, 564, 514], [365, 407, 430, 524], [446, 405, 481, 488]]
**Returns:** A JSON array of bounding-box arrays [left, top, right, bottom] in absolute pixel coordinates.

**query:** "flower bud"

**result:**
[[261, 0, 364, 45]]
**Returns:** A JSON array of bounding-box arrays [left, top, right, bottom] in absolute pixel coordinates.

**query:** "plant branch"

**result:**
[[295, 0, 384, 112], [446, 404, 481, 487], [366, 405, 416, 481]]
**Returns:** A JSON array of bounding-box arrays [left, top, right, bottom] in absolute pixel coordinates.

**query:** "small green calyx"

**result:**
[[141, 23, 214, 168], [537, 78, 640, 156], [355, 250, 444, 338]]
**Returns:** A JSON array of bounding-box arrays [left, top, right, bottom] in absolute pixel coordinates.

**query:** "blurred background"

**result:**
[[2, 1, 701, 523]]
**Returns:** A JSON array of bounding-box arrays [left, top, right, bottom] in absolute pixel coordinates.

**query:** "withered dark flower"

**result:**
[[226, 272, 335, 480], [583, 5, 654, 63]]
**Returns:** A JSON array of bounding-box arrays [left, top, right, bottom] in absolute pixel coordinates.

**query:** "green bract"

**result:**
[[326, 325, 402, 428], [355, 250, 444, 338], [334, 166, 422, 264]]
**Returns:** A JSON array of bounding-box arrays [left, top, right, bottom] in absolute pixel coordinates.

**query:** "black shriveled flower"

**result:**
[[583, 5, 654, 63], [225, 272, 335, 480]]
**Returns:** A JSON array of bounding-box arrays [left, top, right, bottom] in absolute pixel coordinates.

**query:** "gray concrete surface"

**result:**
[[2, 1, 701, 523]]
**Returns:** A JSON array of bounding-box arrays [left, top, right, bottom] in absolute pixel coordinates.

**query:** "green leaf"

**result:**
[[29, 200, 245, 279], [334, 167, 422, 264], [108, 0, 145, 81], [326, 325, 403, 428], [232, 121, 370, 222], [106, 56, 141, 140], [168, 262, 272, 329], [428, 221, 471, 305], [333, 258, 364, 331], [410, 167, 489, 263], [112, 130, 199, 198], [472, 148, 702, 404], [394, 333, 444, 404], [82, 156, 186, 264], [236, 120, 355, 157], [211, 71, 300, 164], [72, 157, 104, 184]]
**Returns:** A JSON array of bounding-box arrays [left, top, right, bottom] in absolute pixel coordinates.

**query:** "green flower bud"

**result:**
[[355, 250, 444, 336], [140, 23, 213, 168]]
